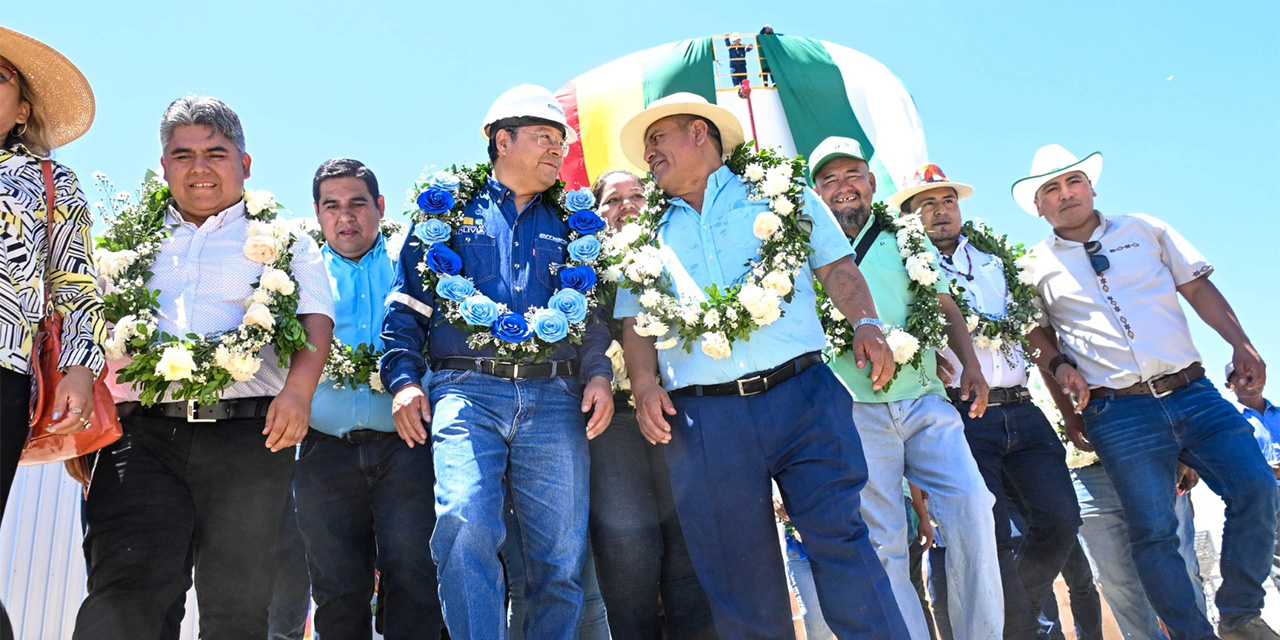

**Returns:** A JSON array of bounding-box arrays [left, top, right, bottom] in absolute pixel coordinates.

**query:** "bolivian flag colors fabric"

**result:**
[[556, 33, 929, 203]]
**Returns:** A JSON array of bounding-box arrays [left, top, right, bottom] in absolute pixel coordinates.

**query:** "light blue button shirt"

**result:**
[[615, 165, 853, 389], [311, 236, 409, 436]]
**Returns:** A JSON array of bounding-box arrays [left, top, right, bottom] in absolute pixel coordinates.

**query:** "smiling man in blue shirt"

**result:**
[[380, 85, 613, 639], [614, 93, 908, 639], [291, 159, 443, 639]]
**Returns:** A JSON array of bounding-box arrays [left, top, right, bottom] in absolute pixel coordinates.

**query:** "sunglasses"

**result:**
[[1084, 241, 1110, 275], [0, 64, 18, 85]]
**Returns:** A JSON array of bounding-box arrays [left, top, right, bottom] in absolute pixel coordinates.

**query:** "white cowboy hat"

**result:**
[[807, 136, 869, 185], [885, 163, 974, 212], [481, 84, 577, 144], [1011, 144, 1102, 215], [0, 26, 95, 149], [618, 92, 744, 170]]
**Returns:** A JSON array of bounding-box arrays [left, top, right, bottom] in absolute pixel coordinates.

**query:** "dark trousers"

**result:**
[[73, 413, 296, 640], [0, 367, 30, 640], [956, 398, 1080, 638], [588, 405, 716, 640], [293, 432, 443, 640], [268, 490, 311, 640], [665, 363, 908, 639]]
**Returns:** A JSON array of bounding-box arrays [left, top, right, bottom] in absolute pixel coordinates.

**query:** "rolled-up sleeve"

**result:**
[[290, 234, 335, 320], [48, 164, 106, 375], [380, 235, 436, 393], [1137, 213, 1213, 285]]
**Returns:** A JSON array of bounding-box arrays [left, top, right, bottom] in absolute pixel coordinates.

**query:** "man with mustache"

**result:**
[[809, 137, 1001, 640], [893, 164, 1080, 638], [615, 94, 908, 639], [380, 85, 614, 638], [1017, 144, 1275, 640]]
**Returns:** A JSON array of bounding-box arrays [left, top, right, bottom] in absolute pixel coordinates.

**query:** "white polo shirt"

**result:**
[[938, 235, 1030, 390], [1023, 211, 1211, 390]]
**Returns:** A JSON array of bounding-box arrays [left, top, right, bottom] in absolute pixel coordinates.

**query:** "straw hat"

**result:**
[[619, 92, 744, 169], [885, 163, 974, 212], [0, 26, 95, 149], [1011, 144, 1102, 215]]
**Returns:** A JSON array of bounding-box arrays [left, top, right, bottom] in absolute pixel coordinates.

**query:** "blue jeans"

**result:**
[[665, 363, 908, 639], [504, 499, 609, 639], [293, 432, 443, 640], [429, 368, 590, 639], [1072, 462, 1204, 640], [957, 399, 1080, 638], [587, 405, 716, 639], [1084, 377, 1276, 638]]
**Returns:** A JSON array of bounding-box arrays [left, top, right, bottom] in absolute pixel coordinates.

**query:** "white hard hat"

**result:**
[[481, 84, 577, 144]]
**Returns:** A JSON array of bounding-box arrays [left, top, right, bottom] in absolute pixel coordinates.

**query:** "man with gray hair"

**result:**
[[73, 95, 334, 639]]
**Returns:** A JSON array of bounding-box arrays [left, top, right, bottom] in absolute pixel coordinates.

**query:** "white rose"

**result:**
[[737, 283, 778, 318], [113, 314, 139, 342], [249, 289, 274, 305], [752, 302, 782, 326], [702, 309, 721, 326], [243, 235, 281, 264], [1014, 257, 1037, 286], [700, 332, 732, 360], [761, 271, 792, 297], [246, 220, 274, 238], [965, 314, 980, 332], [639, 289, 663, 309], [760, 174, 789, 198], [753, 211, 783, 241], [614, 223, 643, 247], [634, 313, 669, 337], [770, 197, 795, 217], [743, 163, 766, 182], [369, 371, 385, 392], [654, 336, 679, 350], [259, 267, 296, 296], [104, 334, 126, 361], [213, 344, 234, 368], [243, 302, 276, 330], [270, 221, 293, 242], [95, 249, 138, 280], [155, 344, 197, 381], [243, 189, 277, 216], [885, 329, 920, 365], [225, 353, 262, 382], [905, 254, 939, 286]]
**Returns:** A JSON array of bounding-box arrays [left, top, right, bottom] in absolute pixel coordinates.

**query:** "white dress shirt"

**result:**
[[938, 235, 1029, 390], [1024, 211, 1211, 390], [112, 201, 333, 401]]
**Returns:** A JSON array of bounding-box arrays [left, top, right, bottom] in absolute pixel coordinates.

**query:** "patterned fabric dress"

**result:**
[[0, 144, 105, 375]]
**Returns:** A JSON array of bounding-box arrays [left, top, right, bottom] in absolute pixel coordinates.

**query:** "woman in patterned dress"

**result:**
[[0, 27, 104, 525]]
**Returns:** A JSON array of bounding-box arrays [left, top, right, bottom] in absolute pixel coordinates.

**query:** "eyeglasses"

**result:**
[[1084, 241, 1110, 275], [509, 128, 569, 153], [0, 64, 18, 85]]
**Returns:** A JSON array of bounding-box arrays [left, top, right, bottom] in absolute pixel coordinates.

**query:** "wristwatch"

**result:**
[[1048, 353, 1077, 376], [852, 318, 886, 333]]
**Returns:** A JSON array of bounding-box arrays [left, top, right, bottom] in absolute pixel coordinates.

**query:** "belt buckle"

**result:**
[[509, 363, 520, 379], [1146, 378, 1174, 399], [186, 400, 217, 423], [736, 375, 766, 396]]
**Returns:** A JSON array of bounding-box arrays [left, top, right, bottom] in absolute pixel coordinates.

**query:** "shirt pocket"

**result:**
[[458, 234, 498, 287], [533, 237, 566, 291]]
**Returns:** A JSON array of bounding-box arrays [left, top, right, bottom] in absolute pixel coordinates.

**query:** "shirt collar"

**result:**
[[484, 176, 544, 208], [666, 164, 735, 217], [322, 234, 386, 267], [1244, 399, 1278, 419], [1050, 210, 1109, 247], [165, 199, 247, 231]]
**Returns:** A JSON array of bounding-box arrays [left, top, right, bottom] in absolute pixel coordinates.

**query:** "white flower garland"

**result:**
[[605, 144, 811, 360], [945, 218, 1043, 362], [94, 172, 310, 405], [321, 337, 385, 392]]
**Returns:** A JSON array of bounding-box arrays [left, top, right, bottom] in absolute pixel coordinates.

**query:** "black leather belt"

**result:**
[[948, 385, 1031, 407], [1091, 363, 1204, 400], [308, 428, 398, 444], [434, 357, 578, 380], [672, 352, 823, 398], [118, 397, 273, 423]]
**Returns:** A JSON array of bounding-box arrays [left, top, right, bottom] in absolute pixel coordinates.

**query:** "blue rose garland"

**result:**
[[407, 164, 606, 360]]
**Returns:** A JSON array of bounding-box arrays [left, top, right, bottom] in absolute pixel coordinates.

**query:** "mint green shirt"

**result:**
[[829, 224, 948, 402]]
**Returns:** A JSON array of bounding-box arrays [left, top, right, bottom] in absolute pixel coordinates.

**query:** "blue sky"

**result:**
[[8, 0, 1278, 389]]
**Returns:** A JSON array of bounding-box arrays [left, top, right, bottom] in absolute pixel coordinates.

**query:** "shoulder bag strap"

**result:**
[[40, 160, 57, 316], [852, 217, 881, 267]]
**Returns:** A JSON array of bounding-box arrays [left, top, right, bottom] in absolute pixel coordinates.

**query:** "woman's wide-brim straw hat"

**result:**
[[0, 26, 95, 149]]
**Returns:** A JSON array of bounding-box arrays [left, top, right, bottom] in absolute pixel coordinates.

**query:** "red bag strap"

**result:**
[[40, 160, 57, 314]]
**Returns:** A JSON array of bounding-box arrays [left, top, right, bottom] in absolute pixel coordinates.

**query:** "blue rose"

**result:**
[[425, 243, 462, 275], [426, 171, 461, 193], [567, 210, 607, 235], [435, 274, 475, 303], [459, 294, 499, 326], [566, 235, 601, 262], [531, 308, 570, 343], [491, 313, 533, 343], [547, 289, 588, 323], [416, 187, 456, 215], [417, 218, 452, 244], [564, 188, 596, 212], [558, 265, 598, 293]]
